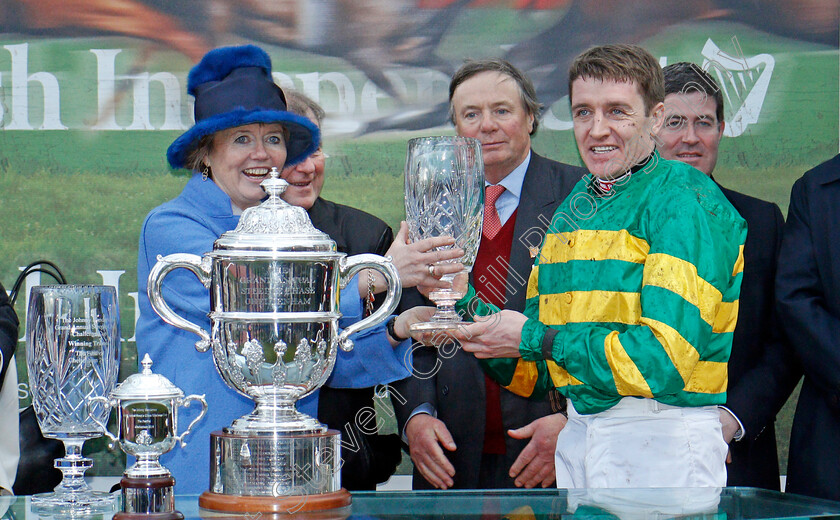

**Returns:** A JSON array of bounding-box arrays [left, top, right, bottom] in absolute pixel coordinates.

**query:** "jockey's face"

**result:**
[[570, 77, 664, 179]]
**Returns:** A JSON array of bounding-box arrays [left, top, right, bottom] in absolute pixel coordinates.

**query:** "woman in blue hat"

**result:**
[[135, 45, 425, 494]]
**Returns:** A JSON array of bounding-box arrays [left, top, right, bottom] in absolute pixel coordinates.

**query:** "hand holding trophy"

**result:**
[[405, 136, 484, 332]]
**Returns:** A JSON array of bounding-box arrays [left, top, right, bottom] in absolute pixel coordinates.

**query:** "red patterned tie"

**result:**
[[483, 184, 506, 240]]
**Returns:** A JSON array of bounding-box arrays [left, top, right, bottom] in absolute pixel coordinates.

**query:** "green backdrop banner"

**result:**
[[1, 1, 837, 475]]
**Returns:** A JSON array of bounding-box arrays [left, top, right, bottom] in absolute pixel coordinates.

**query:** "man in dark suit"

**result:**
[[776, 153, 840, 501], [0, 281, 19, 494], [657, 62, 800, 490], [392, 59, 584, 489]]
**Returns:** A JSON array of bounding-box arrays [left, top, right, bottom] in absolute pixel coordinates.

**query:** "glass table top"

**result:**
[[4, 488, 840, 520]]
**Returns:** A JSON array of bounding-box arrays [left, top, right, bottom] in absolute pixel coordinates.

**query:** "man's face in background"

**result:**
[[658, 90, 725, 176], [452, 71, 534, 184]]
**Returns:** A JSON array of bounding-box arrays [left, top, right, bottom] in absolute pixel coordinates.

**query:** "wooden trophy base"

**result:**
[[199, 488, 352, 514], [116, 475, 184, 520], [114, 512, 184, 520]]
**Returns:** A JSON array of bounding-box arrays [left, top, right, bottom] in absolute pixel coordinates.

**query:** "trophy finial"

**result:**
[[225, 164, 324, 236], [260, 166, 289, 201], [141, 353, 153, 374]]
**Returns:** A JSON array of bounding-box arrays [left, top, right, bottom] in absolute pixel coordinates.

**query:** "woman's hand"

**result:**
[[386, 306, 437, 346], [385, 222, 464, 290]]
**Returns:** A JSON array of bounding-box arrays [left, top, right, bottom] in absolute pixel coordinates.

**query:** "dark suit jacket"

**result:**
[[717, 184, 800, 490], [0, 282, 17, 393], [392, 152, 584, 489], [307, 197, 404, 490], [776, 154, 840, 501], [309, 196, 393, 258]]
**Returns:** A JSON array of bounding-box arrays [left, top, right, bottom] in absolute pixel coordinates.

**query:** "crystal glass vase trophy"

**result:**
[[25, 285, 121, 513], [147, 168, 401, 513], [91, 354, 207, 520], [405, 136, 484, 332]]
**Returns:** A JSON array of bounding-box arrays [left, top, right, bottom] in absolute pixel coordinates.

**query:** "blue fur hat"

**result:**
[[167, 45, 319, 170]]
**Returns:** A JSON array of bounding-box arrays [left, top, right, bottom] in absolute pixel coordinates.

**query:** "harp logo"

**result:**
[[544, 36, 776, 138], [702, 37, 775, 137]]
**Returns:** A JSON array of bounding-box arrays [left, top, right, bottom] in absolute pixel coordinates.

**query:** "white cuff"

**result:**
[[401, 402, 437, 444], [719, 405, 745, 441]]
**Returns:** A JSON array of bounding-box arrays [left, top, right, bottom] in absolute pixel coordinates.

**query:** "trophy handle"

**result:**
[[87, 396, 119, 445], [337, 254, 402, 352], [148, 253, 213, 352], [175, 393, 208, 448]]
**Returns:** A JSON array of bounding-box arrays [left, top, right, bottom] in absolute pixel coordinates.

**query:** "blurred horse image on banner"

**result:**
[[0, 0, 468, 102], [0, 0, 835, 132], [364, 0, 839, 133]]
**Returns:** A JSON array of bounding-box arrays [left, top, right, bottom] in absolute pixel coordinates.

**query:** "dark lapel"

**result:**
[[814, 162, 840, 311], [506, 153, 563, 312]]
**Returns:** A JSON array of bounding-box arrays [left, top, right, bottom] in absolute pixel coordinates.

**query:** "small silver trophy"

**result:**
[[404, 136, 484, 331], [147, 167, 401, 513], [91, 354, 207, 520]]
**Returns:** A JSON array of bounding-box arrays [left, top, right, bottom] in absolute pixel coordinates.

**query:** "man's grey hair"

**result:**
[[284, 89, 326, 125]]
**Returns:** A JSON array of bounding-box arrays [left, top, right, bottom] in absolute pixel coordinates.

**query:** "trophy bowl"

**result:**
[[147, 168, 401, 511], [205, 250, 352, 434]]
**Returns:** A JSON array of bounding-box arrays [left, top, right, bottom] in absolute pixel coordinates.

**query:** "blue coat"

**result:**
[[136, 174, 410, 493], [776, 154, 840, 501]]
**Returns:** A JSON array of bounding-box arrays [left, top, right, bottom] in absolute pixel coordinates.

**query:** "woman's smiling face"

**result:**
[[205, 123, 288, 210]]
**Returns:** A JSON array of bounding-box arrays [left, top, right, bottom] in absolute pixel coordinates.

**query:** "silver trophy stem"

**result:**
[[127, 454, 171, 478]]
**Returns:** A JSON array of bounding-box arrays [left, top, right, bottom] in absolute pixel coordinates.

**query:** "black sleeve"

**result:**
[[373, 223, 432, 313], [390, 344, 439, 440], [0, 282, 19, 392], [727, 204, 801, 437], [777, 177, 840, 410], [373, 225, 393, 257]]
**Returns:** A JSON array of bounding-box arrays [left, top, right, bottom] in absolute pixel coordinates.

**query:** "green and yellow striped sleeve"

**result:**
[[455, 280, 556, 399]]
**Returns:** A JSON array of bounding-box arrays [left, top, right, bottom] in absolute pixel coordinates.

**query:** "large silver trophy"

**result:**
[[25, 285, 121, 513], [405, 136, 484, 332], [147, 168, 400, 513]]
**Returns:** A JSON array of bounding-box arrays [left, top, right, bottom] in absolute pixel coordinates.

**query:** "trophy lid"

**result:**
[[213, 167, 336, 252], [113, 354, 184, 400]]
